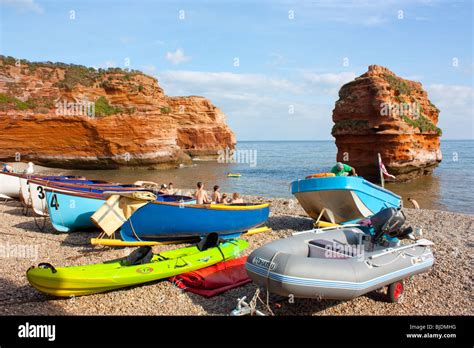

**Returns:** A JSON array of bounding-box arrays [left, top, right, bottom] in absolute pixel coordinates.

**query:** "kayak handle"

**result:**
[[38, 263, 57, 274]]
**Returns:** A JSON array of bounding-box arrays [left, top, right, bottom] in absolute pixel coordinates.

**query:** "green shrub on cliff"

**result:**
[[383, 73, 412, 95], [402, 114, 442, 135], [0, 93, 57, 112], [0, 93, 29, 110], [160, 106, 171, 114], [94, 96, 122, 117]]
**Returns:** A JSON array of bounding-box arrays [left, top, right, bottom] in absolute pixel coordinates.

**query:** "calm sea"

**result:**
[[48, 140, 474, 215]]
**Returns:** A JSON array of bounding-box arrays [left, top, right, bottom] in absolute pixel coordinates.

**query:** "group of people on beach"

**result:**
[[194, 182, 243, 205], [135, 180, 243, 205]]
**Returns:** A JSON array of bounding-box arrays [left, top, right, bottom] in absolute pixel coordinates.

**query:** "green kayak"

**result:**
[[27, 238, 248, 297]]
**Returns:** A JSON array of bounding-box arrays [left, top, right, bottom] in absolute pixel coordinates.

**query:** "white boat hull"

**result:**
[[294, 190, 373, 224], [0, 172, 22, 199]]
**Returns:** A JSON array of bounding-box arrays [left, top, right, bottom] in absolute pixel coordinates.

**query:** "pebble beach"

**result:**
[[0, 195, 472, 316]]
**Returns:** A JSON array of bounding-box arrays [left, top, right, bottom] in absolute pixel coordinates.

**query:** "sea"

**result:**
[[43, 140, 474, 215]]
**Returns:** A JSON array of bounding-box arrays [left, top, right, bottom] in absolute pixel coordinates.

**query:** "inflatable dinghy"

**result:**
[[246, 208, 434, 303]]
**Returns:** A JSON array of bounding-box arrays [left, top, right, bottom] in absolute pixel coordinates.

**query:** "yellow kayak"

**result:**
[[227, 173, 242, 177], [27, 238, 248, 297]]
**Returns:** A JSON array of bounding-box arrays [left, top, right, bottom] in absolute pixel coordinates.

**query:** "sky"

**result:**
[[0, 0, 473, 140]]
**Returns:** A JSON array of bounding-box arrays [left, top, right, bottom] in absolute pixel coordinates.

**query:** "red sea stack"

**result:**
[[0, 56, 235, 169], [332, 65, 442, 181]]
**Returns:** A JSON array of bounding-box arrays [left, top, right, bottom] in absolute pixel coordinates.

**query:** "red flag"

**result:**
[[379, 157, 396, 179]]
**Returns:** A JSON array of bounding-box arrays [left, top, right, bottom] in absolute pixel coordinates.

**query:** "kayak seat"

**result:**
[[197, 233, 220, 251], [308, 239, 359, 259], [126, 246, 153, 265]]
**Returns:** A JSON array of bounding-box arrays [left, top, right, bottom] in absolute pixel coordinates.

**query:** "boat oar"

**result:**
[[369, 239, 434, 260]]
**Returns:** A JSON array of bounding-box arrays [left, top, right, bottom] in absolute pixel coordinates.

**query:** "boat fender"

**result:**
[[305, 173, 335, 179], [38, 263, 57, 274], [126, 246, 153, 265]]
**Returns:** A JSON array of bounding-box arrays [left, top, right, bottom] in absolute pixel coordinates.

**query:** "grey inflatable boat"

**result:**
[[246, 208, 434, 302]]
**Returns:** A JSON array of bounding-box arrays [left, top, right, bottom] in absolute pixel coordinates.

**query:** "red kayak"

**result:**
[[169, 256, 251, 297]]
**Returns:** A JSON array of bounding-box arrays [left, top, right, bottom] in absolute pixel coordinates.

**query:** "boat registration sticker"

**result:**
[[136, 267, 153, 274]]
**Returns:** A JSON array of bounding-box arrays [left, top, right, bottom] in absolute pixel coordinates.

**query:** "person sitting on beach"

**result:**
[[158, 184, 168, 195], [330, 162, 357, 176], [2, 163, 13, 173], [194, 182, 211, 204], [221, 193, 229, 204], [231, 192, 243, 204], [212, 185, 222, 203]]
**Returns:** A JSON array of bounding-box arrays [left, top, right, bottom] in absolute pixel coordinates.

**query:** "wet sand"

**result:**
[[0, 196, 472, 316]]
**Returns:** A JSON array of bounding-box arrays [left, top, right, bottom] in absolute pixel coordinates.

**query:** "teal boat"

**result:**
[[291, 176, 401, 224]]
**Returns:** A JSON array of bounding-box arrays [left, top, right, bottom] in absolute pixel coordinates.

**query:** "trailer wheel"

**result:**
[[388, 281, 404, 303]]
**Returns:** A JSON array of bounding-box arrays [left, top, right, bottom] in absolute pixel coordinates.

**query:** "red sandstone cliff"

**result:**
[[0, 56, 235, 169], [332, 65, 442, 181]]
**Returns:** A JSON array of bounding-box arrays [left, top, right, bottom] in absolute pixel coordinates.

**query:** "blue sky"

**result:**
[[1, 0, 473, 140]]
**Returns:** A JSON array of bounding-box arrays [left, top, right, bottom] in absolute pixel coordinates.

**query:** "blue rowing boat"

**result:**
[[291, 176, 401, 224], [119, 202, 270, 241], [43, 187, 269, 239], [44, 188, 194, 232]]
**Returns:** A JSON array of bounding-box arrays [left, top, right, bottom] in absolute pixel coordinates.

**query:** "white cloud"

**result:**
[[157, 69, 355, 139], [165, 49, 191, 65], [160, 70, 303, 94], [2, 0, 43, 14], [427, 84, 474, 139], [301, 71, 357, 86]]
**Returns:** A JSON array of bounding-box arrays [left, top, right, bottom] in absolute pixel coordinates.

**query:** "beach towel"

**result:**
[[91, 191, 156, 236], [169, 256, 251, 298]]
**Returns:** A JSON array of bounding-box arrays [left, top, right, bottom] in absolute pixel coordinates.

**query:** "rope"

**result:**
[[129, 218, 143, 242], [261, 251, 281, 316], [248, 288, 274, 316]]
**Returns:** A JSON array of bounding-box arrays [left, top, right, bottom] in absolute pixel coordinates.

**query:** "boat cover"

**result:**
[[169, 256, 251, 297], [91, 191, 156, 235]]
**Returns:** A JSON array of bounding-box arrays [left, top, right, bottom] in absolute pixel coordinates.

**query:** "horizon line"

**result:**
[[236, 138, 474, 142]]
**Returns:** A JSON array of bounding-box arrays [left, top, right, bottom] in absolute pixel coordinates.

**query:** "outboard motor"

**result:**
[[370, 207, 410, 242]]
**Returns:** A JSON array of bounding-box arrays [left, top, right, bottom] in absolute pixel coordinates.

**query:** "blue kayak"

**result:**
[[291, 176, 401, 224]]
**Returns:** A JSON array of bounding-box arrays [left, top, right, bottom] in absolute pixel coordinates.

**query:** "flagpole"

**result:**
[[378, 153, 385, 188]]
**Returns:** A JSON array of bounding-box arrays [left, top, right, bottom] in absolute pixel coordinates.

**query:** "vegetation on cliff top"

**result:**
[[0, 55, 145, 90], [382, 72, 441, 136], [383, 73, 413, 95]]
